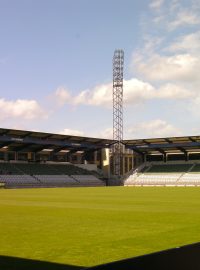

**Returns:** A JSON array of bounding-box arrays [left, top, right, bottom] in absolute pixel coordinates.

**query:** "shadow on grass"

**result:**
[[86, 242, 200, 270], [0, 255, 85, 270], [2, 242, 200, 270]]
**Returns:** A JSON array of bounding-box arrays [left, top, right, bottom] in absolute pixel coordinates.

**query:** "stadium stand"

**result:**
[[124, 162, 200, 186], [2, 128, 200, 187], [123, 136, 200, 186], [0, 128, 114, 188], [0, 162, 105, 188]]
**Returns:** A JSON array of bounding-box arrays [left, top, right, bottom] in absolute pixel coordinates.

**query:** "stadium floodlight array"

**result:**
[[112, 49, 124, 177]]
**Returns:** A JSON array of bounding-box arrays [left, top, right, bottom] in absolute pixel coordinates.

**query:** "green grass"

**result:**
[[0, 187, 200, 268]]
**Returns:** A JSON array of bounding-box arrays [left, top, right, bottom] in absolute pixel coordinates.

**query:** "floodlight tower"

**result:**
[[113, 49, 124, 177]]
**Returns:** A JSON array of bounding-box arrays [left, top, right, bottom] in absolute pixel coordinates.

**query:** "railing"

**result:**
[[122, 163, 148, 182]]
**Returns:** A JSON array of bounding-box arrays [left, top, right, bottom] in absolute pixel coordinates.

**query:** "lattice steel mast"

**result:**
[[113, 49, 124, 177]]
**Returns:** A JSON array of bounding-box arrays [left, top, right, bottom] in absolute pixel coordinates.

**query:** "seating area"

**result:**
[[48, 164, 95, 175], [35, 175, 79, 186], [190, 164, 200, 172], [0, 162, 23, 175], [13, 163, 58, 175], [0, 175, 40, 187], [124, 162, 200, 186], [71, 175, 104, 186], [178, 173, 200, 185], [0, 162, 98, 176], [146, 164, 192, 173], [0, 162, 104, 188]]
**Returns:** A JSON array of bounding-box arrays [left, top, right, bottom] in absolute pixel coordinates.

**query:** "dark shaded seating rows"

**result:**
[[0, 163, 96, 176], [190, 164, 200, 173], [147, 164, 192, 173]]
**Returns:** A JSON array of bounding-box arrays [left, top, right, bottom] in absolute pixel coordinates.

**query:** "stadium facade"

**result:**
[[1, 128, 200, 167]]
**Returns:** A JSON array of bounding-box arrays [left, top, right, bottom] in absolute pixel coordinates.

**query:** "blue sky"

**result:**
[[0, 0, 200, 139]]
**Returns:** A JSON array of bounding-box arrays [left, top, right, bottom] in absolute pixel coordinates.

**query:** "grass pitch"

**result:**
[[0, 187, 200, 268]]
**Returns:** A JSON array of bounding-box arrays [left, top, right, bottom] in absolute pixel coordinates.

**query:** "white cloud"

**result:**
[[132, 28, 200, 85], [134, 52, 200, 82], [65, 119, 183, 140], [187, 95, 200, 117], [51, 78, 192, 110], [149, 0, 165, 11], [123, 79, 155, 105], [74, 83, 112, 107], [148, 0, 200, 31], [59, 128, 84, 136], [127, 119, 182, 139], [52, 79, 156, 108], [169, 10, 200, 30], [0, 98, 47, 121], [169, 0, 180, 12], [52, 87, 71, 106], [98, 127, 113, 139], [156, 84, 194, 99], [167, 31, 200, 53]]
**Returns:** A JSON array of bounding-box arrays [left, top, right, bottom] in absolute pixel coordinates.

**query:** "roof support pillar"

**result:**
[[177, 147, 188, 161], [185, 152, 189, 161], [4, 152, 8, 162]]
